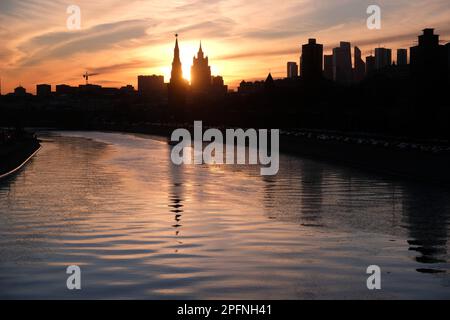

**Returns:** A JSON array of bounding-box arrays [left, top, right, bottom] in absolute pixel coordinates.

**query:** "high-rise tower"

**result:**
[[170, 34, 183, 85], [169, 34, 187, 113], [333, 42, 352, 84], [353, 46, 366, 82], [300, 39, 323, 80], [410, 28, 448, 81], [191, 41, 212, 93]]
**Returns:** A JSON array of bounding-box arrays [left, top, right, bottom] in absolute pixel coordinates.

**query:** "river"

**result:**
[[0, 131, 449, 299]]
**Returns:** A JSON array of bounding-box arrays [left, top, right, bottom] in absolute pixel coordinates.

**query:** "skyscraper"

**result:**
[[353, 46, 366, 82], [365, 55, 375, 76], [169, 34, 187, 110], [323, 55, 333, 80], [333, 42, 352, 84], [410, 28, 448, 80], [170, 34, 183, 86], [375, 48, 392, 70], [191, 42, 212, 93], [301, 39, 323, 80], [287, 62, 298, 79], [397, 49, 408, 66]]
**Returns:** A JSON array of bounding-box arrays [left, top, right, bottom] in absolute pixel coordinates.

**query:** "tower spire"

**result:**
[[174, 34, 180, 62], [198, 40, 204, 59], [170, 33, 183, 84]]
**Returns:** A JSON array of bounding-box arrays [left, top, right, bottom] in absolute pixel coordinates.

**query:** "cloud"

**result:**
[[1, 0, 450, 94], [217, 48, 297, 61], [16, 19, 155, 66], [166, 18, 236, 39], [87, 60, 160, 75]]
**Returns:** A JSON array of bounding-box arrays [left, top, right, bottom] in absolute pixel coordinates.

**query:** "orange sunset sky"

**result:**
[[0, 0, 449, 94]]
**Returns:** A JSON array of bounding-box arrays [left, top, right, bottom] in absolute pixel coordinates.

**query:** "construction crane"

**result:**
[[82, 72, 99, 85]]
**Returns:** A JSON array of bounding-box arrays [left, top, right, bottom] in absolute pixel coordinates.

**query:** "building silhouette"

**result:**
[[333, 42, 352, 84], [78, 84, 102, 95], [56, 84, 78, 96], [353, 46, 366, 82], [170, 34, 183, 86], [265, 73, 274, 90], [410, 28, 448, 81], [119, 85, 136, 95], [191, 42, 212, 93], [36, 84, 51, 97], [14, 86, 27, 96], [238, 80, 264, 94], [397, 49, 408, 66], [138, 75, 164, 97], [446, 43, 450, 71], [323, 55, 333, 80], [211, 76, 228, 96], [375, 47, 392, 70], [365, 55, 375, 76], [301, 39, 323, 80], [287, 62, 298, 79], [168, 34, 188, 111]]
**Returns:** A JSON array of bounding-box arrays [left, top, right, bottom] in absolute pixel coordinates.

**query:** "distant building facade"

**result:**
[[333, 42, 352, 84], [375, 48, 392, 70], [301, 39, 323, 80], [287, 62, 298, 79]]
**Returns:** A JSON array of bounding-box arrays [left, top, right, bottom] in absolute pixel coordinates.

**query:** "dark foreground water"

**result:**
[[0, 131, 449, 299]]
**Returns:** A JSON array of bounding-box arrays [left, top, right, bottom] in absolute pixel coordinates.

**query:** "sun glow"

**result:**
[[179, 42, 198, 82], [153, 40, 232, 85]]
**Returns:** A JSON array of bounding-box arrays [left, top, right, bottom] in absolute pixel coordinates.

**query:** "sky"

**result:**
[[0, 0, 449, 94]]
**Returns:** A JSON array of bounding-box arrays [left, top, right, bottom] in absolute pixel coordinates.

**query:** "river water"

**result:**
[[0, 131, 449, 299]]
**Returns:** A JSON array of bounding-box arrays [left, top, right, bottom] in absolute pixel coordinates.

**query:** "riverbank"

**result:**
[[0, 131, 41, 179], [280, 135, 450, 185]]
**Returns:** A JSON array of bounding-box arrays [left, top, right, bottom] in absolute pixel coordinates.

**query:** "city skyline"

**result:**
[[4, 27, 449, 97], [1, 0, 450, 94]]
